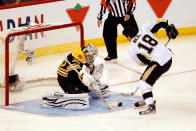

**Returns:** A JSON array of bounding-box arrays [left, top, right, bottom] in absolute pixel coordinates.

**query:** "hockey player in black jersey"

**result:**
[[122, 18, 178, 115]]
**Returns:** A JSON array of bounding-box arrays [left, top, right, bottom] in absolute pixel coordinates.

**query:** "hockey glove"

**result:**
[[166, 24, 179, 39]]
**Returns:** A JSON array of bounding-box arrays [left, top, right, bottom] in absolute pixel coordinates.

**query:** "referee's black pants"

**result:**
[[103, 13, 138, 59]]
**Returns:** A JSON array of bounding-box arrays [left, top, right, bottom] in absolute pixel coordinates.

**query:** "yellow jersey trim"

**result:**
[[57, 71, 68, 77]]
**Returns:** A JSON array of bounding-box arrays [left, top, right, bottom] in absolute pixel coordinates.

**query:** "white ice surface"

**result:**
[[0, 36, 196, 131]]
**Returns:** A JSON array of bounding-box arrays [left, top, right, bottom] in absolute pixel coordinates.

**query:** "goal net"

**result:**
[[0, 23, 84, 106]]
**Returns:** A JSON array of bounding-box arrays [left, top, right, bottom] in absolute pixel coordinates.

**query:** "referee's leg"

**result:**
[[103, 15, 118, 59]]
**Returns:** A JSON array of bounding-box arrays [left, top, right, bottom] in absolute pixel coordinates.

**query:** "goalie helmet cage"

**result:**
[[2, 23, 84, 106]]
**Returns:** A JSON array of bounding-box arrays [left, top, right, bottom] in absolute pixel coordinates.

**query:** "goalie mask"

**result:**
[[83, 44, 98, 64]]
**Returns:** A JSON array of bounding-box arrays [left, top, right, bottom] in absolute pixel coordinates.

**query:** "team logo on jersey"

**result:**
[[78, 54, 82, 59]]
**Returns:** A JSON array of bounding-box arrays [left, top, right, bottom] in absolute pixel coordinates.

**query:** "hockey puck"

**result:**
[[118, 102, 123, 107], [134, 102, 139, 107]]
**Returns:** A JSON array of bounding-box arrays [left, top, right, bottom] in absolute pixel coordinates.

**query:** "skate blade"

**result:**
[[139, 110, 156, 115], [133, 106, 146, 109]]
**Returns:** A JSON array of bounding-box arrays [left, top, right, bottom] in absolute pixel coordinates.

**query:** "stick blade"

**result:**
[[120, 92, 133, 96], [109, 102, 122, 108]]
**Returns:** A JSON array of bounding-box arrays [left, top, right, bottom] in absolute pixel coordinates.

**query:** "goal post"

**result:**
[[1, 22, 84, 106]]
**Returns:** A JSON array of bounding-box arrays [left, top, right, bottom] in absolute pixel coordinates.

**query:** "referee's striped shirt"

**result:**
[[97, 0, 136, 20]]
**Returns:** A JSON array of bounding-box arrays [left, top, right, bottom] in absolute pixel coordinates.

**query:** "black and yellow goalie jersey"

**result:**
[[57, 54, 83, 78], [57, 48, 90, 94], [57, 48, 87, 78]]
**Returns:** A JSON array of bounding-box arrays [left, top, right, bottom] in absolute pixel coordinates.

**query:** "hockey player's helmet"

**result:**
[[83, 44, 98, 64]]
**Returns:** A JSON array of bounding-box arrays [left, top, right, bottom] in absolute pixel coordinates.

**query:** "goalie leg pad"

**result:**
[[41, 92, 89, 110], [89, 82, 110, 98], [100, 83, 110, 97]]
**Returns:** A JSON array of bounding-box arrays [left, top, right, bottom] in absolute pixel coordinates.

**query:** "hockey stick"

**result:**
[[121, 38, 171, 97], [165, 38, 171, 47], [120, 87, 139, 96], [64, 58, 122, 109]]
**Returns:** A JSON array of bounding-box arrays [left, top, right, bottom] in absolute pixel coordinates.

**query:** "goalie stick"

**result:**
[[121, 38, 171, 97], [64, 58, 122, 109]]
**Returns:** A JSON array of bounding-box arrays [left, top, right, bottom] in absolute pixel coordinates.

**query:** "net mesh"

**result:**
[[0, 23, 83, 105]]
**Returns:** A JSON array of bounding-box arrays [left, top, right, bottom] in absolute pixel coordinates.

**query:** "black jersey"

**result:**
[[57, 53, 83, 78]]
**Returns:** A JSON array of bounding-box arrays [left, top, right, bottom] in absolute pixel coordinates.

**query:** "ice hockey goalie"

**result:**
[[41, 44, 110, 110]]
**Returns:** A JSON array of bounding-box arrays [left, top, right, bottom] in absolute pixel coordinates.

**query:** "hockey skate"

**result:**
[[104, 56, 117, 62], [139, 101, 156, 115]]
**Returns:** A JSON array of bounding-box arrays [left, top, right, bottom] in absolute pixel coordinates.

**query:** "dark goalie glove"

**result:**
[[166, 24, 179, 39]]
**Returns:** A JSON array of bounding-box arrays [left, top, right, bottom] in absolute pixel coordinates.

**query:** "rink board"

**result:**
[[4, 93, 142, 117]]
